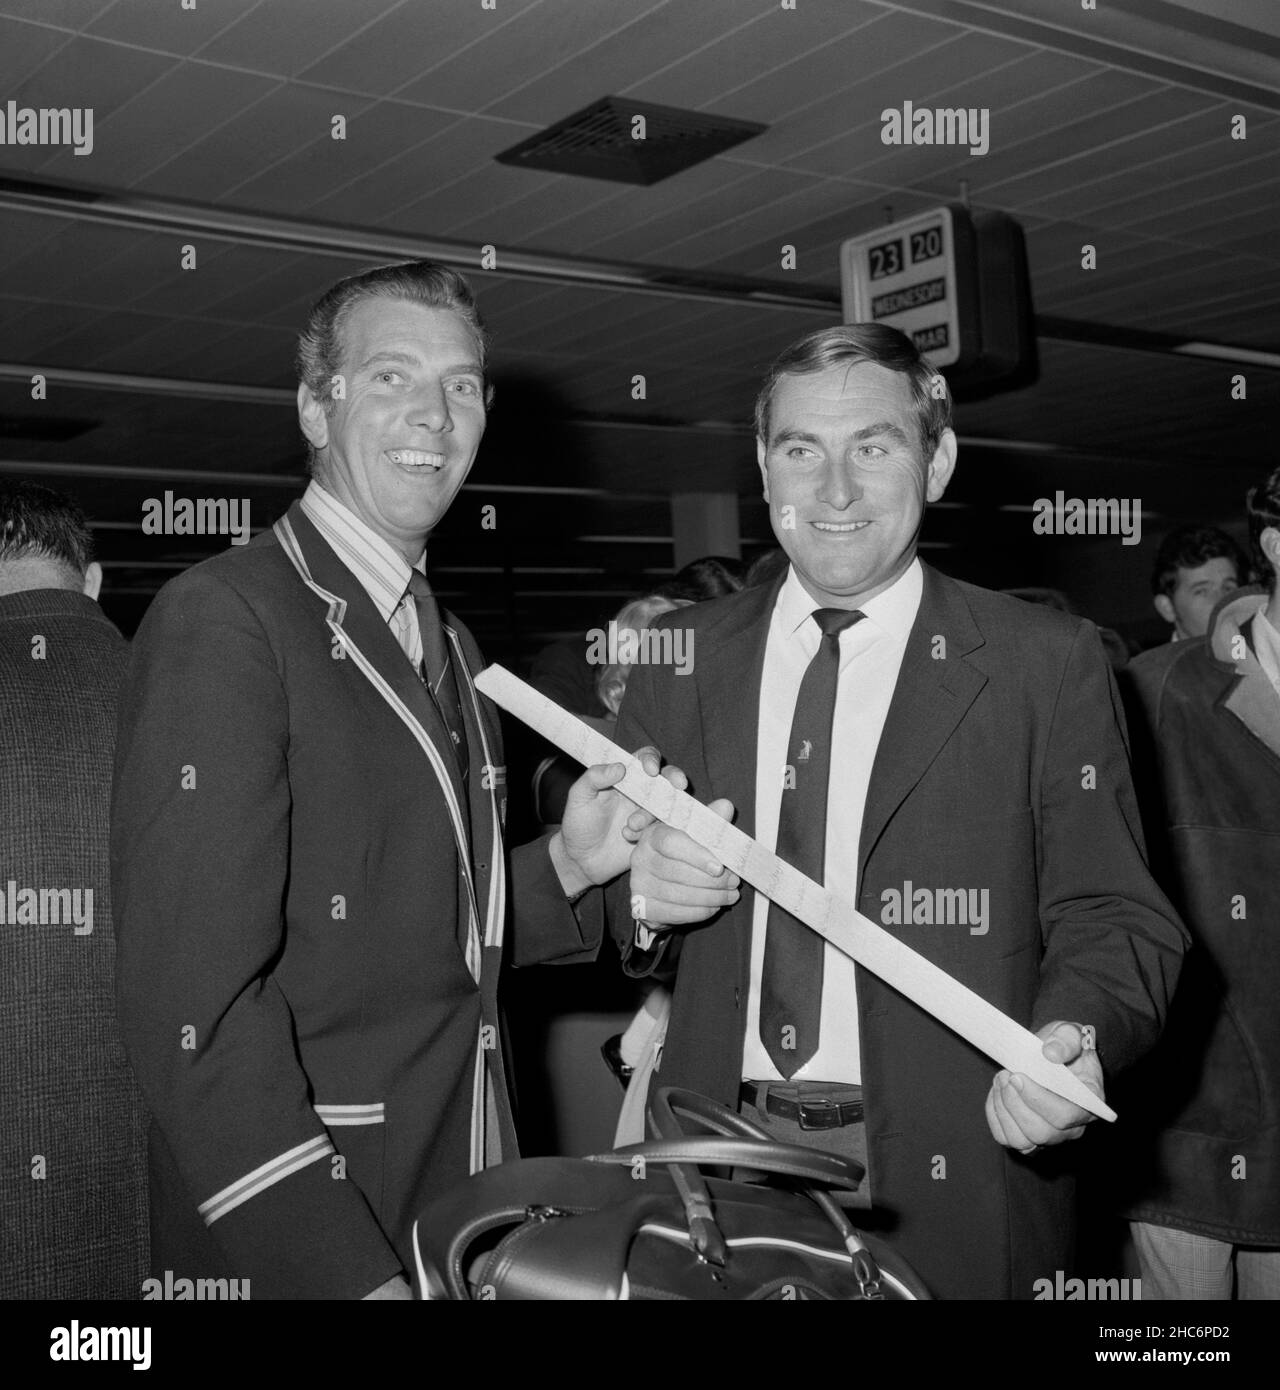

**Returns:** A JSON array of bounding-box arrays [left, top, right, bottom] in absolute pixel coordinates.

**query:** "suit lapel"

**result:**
[[282, 503, 458, 762], [1217, 616, 1280, 764], [274, 504, 512, 1172], [697, 577, 782, 990], [698, 577, 780, 844], [858, 564, 988, 879]]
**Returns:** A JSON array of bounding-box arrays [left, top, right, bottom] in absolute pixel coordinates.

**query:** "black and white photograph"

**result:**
[[0, 0, 1276, 1364]]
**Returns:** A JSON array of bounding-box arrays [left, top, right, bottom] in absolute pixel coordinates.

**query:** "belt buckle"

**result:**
[[797, 1097, 841, 1131]]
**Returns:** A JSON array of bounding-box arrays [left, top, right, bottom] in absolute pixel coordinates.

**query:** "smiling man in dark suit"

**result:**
[[112, 261, 645, 1300], [613, 323, 1188, 1299]]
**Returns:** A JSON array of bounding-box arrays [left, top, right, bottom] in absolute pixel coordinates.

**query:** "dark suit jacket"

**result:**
[[1, 588, 148, 1298], [1115, 592, 1280, 1244], [611, 564, 1187, 1299], [112, 502, 600, 1299]]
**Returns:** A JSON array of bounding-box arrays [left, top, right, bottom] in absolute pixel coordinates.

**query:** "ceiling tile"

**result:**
[[790, 48, 1050, 182], [515, 159, 749, 254], [391, 0, 654, 111], [996, 105, 1233, 210], [484, 0, 762, 124], [907, 80, 1196, 198], [300, 0, 544, 100], [227, 99, 458, 213], [641, 2, 903, 117], [87, 0, 259, 54], [0, 16, 69, 92], [36, 60, 279, 186], [0, 0, 113, 25], [196, 0, 402, 79], [9, 32, 178, 122], [136, 81, 371, 203]]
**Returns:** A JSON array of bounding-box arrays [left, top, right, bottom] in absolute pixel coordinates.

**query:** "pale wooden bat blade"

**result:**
[[476, 663, 1116, 1122]]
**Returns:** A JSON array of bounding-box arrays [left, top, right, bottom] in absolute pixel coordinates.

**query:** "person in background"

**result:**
[[0, 480, 148, 1299], [1116, 467, 1280, 1299], [745, 547, 790, 589], [585, 592, 693, 1118], [533, 593, 692, 827], [526, 556, 744, 729], [654, 555, 744, 604], [1149, 523, 1249, 643]]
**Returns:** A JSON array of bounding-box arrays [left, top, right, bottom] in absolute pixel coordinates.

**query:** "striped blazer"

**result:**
[[112, 501, 599, 1299]]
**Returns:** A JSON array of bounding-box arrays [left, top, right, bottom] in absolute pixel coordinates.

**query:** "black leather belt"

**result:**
[[740, 1081, 864, 1130]]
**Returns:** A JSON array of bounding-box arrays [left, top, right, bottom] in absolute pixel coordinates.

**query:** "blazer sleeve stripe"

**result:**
[[198, 1135, 335, 1226], [314, 1103, 385, 1126]]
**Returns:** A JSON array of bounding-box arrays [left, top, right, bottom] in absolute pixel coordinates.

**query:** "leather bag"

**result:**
[[412, 1087, 931, 1299]]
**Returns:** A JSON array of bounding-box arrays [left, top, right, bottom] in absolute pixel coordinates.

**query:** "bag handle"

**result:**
[[587, 1136, 862, 1189], [589, 1087, 865, 1267], [648, 1088, 885, 1292]]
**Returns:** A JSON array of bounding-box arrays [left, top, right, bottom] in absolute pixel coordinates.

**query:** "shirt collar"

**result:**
[[776, 556, 923, 642], [1252, 604, 1280, 693], [300, 479, 425, 624]]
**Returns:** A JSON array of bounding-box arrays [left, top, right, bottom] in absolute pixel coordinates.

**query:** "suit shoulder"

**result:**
[[652, 585, 767, 635], [1125, 638, 1204, 702], [947, 575, 1089, 645], [144, 529, 291, 611], [134, 529, 297, 646]]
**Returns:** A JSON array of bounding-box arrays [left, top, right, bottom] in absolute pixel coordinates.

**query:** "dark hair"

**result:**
[[0, 479, 94, 576], [1245, 467, 1280, 592], [745, 547, 789, 588], [296, 260, 493, 468], [1151, 523, 1249, 597], [754, 322, 952, 460], [655, 556, 746, 603]]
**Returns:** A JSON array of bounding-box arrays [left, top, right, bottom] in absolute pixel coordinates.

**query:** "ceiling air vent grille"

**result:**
[[494, 96, 766, 185]]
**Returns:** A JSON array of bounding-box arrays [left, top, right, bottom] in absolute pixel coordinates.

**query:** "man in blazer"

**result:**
[[112, 261, 647, 1300], [613, 324, 1188, 1300]]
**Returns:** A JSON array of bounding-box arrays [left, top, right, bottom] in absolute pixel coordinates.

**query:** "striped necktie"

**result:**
[[406, 570, 469, 786]]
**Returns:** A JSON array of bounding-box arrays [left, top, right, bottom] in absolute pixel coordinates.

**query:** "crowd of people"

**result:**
[[1, 257, 1276, 1301]]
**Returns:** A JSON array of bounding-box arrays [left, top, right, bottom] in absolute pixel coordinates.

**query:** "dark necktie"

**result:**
[[761, 607, 865, 1078], [406, 570, 469, 787]]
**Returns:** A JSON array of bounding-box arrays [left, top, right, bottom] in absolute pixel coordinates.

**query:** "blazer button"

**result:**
[[734, 987, 741, 1009], [477, 862, 487, 873]]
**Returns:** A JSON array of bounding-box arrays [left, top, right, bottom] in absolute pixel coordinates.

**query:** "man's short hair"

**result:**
[[753, 322, 952, 461], [0, 479, 94, 577], [1150, 523, 1249, 597], [295, 260, 493, 470], [1245, 466, 1280, 591]]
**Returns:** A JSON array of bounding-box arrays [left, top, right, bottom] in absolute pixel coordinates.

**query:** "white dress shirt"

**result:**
[[300, 479, 428, 668], [741, 558, 923, 1084]]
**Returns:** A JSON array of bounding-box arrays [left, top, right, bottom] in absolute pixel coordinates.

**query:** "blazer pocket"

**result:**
[[315, 1102, 386, 1221]]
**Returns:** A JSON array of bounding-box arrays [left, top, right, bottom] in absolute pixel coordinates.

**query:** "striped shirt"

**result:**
[[300, 479, 427, 669]]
